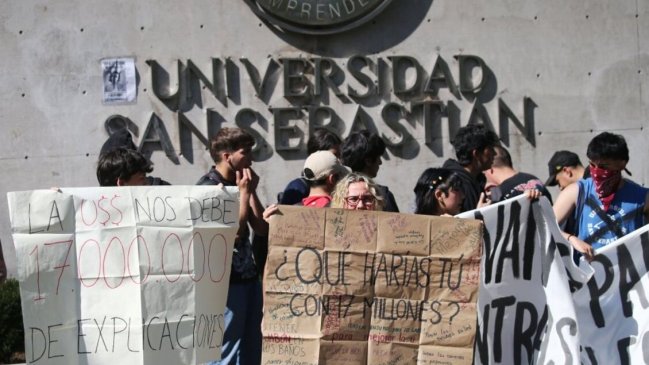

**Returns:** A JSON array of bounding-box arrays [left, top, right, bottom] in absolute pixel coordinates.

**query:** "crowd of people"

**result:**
[[13, 123, 640, 364]]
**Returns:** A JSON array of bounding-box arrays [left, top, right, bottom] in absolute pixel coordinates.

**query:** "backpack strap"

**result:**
[[570, 180, 586, 237], [583, 195, 625, 239]]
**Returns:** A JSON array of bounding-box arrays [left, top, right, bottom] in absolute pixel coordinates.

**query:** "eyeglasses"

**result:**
[[344, 195, 376, 207]]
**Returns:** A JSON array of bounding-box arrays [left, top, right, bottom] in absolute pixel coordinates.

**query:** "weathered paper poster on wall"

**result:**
[[262, 206, 482, 364], [7, 186, 239, 365], [101, 57, 136, 104]]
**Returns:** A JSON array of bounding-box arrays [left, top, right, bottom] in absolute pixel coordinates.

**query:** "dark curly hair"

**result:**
[[97, 148, 153, 186], [587, 132, 629, 162], [341, 131, 386, 172], [451, 124, 500, 166], [209, 127, 255, 163], [307, 129, 342, 155]]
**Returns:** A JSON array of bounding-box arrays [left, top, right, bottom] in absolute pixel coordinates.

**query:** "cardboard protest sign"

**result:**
[[7, 186, 239, 365], [459, 196, 590, 364], [262, 206, 482, 364], [573, 224, 649, 363]]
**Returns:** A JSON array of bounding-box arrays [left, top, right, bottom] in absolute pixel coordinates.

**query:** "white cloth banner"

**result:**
[[462, 195, 649, 364], [573, 225, 649, 364], [7, 186, 239, 365]]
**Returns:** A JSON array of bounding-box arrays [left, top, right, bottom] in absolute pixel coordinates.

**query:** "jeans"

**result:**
[[209, 280, 263, 365]]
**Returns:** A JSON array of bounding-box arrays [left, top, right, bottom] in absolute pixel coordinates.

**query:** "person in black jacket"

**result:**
[[341, 131, 399, 212], [442, 124, 500, 212]]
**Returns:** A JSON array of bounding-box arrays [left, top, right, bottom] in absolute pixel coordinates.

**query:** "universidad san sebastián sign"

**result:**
[[101, 2, 536, 164], [103, 53, 536, 164]]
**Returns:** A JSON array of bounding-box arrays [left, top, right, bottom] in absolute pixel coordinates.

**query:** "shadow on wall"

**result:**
[[247, 0, 435, 57]]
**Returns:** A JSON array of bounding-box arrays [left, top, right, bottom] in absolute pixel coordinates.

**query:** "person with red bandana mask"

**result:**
[[553, 132, 649, 261]]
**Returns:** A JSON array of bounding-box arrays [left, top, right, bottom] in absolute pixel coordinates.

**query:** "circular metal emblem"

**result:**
[[247, 0, 393, 35]]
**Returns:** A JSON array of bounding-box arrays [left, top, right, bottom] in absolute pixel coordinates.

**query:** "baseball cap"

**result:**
[[303, 151, 349, 181], [545, 151, 582, 186]]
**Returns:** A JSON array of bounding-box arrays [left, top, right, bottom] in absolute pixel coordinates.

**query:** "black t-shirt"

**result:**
[[490, 172, 553, 204], [196, 167, 259, 282]]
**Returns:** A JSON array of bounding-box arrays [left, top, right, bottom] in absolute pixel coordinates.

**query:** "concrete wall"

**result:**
[[1, 0, 648, 275]]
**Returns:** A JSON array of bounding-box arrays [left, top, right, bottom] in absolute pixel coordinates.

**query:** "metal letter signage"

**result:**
[[245, 0, 393, 35]]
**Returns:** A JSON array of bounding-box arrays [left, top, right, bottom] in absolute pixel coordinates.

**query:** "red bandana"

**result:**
[[589, 165, 622, 211]]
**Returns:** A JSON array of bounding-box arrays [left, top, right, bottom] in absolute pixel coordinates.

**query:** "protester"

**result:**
[[553, 132, 649, 260], [197, 127, 268, 365], [96, 148, 153, 186], [484, 145, 552, 203], [278, 129, 342, 205], [443, 123, 500, 212], [545, 150, 589, 190], [341, 131, 398, 212], [413, 168, 464, 216], [99, 128, 170, 185], [263, 150, 349, 220], [545, 150, 589, 236], [331, 172, 384, 211], [296, 150, 348, 207]]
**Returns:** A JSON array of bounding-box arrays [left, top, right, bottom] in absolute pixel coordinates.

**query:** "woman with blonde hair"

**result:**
[[263, 172, 384, 223], [331, 172, 384, 211]]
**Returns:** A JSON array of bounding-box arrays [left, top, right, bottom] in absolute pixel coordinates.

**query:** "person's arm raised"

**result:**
[[236, 169, 252, 242]]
